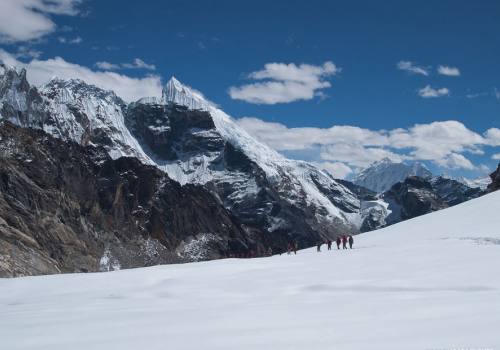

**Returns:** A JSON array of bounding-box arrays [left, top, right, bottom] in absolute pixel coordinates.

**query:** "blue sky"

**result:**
[[0, 0, 499, 179]]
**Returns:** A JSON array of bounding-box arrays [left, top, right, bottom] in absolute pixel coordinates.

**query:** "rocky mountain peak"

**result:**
[[41, 77, 122, 105], [0, 63, 29, 96], [162, 76, 215, 111], [353, 158, 433, 193]]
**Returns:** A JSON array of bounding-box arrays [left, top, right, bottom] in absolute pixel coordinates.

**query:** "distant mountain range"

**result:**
[[352, 156, 491, 194]]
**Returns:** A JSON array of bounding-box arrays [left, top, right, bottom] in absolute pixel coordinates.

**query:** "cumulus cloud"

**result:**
[[0, 0, 81, 43], [397, 61, 429, 76], [418, 85, 450, 98], [437, 65, 460, 76], [434, 153, 475, 170], [236, 117, 500, 172], [485, 128, 500, 146], [492, 153, 500, 160], [388, 120, 485, 160], [0, 49, 161, 102], [228, 61, 340, 104], [236, 117, 387, 152], [95, 58, 156, 71]]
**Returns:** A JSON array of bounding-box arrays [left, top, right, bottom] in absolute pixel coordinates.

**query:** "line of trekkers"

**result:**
[[318, 235, 354, 252], [284, 234, 354, 255]]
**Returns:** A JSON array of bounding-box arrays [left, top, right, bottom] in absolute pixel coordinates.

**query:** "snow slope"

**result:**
[[1, 191, 500, 350]]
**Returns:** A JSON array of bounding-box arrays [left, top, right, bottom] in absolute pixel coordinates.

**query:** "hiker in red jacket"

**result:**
[[336, 236, 341, 249], [342, 235, 348, 249]]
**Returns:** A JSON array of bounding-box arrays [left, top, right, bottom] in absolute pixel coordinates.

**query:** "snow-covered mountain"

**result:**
[[126, 76, 363, 240], [353, 157, 432, 193], [457, 176, 491, 190], [2, 190, 500, 349], [1, 64, 372, 257]]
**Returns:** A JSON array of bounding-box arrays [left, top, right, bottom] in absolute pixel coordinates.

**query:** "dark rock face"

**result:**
[[337, 179, 377, 201], [0, 122, 256, 277], [125, 103, 357, 249], [487, 163, 500, 192], [384, 176, 448, 223], [431, 176, 483, 206], [126, 103, 224, 160]]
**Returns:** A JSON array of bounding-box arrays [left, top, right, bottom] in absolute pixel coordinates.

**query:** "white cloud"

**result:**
[[95, 58, 156, 71], [236, 117, 387, 151], [0, 49, 161, 102], [320, 144, 406, 168], [95, 61, 120, 70], [58, 36, 82, 44], [485, 128, 500, 146], [122, 58, 156, 71], [492, 153, 500, 160], [434, 153, 475, 170], [313, 162, 353, 179], [397, 61, 429, 76], [418, 85, 450, 98], [388, 120, 485, 160], [0, 0, 81, 43], [437, 65, 460, 76], [236, 117, 498, 171], [228, 61, 340, 104]]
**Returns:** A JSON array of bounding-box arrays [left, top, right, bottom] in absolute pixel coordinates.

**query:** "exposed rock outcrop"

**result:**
[[383, 176, 448, 224]]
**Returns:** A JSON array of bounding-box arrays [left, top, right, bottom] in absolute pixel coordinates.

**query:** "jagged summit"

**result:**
[[41, 77, 121, 103], [162, 76, 216, 111], [0, 63, 29, 91], [0, 63, 25, 77]]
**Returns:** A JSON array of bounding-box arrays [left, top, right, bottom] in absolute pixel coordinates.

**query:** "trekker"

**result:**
[[267, 247, 273, 256], [317, 241, 322, 252], [293, 241, 298, 255], [348, 235, 354, 249], [287, 243, 293, 255], [342, 235, 348, 249], [327, 239, 332, 250], [336, 236, 341, 249]]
